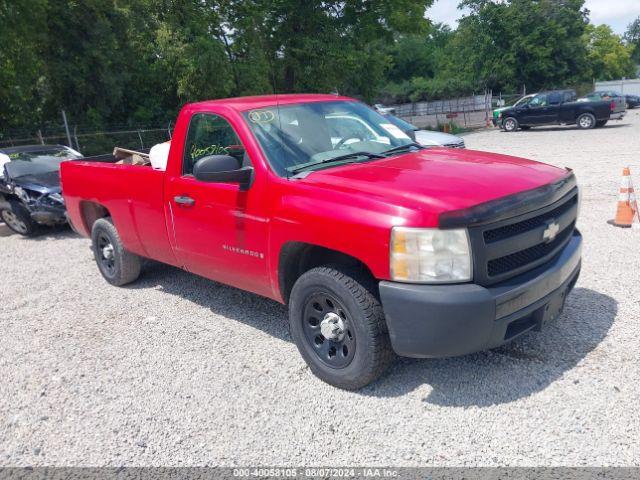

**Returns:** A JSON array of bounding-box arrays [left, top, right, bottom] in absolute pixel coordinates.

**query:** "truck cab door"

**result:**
[[545, 92, 563, 123], [520, 94, 550, 125], [165, 112, 271, 297]]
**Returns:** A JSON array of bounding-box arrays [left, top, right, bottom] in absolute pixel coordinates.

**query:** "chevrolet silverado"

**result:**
[[61, 94, 582, 389]]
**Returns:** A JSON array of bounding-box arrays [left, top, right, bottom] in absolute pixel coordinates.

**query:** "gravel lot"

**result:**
[[1, 111, 639, 467]]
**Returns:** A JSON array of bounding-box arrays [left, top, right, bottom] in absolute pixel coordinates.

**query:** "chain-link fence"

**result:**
[[389, 91, 534, 130], [390, 92, 494, 130], [0, 124, 173, 156]]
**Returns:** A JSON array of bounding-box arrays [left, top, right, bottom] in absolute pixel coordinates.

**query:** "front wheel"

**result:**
[[577, 113, 596, 129], [91, 217, 141, 286], [0, 200, 39, 236], [503, 117, 519, 132], [288, 266, 394, 390]]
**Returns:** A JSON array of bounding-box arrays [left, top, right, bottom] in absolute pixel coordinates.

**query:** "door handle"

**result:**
[[174, 195, 195, 207]]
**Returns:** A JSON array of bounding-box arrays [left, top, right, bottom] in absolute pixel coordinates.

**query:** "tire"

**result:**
[[0, 200, 39, 236], [503, 117, 519, 132], [91, 217, 141, 286], [595, 120, 608, 128], [577, 113, 596, 129], [288, 266, 394, 390]]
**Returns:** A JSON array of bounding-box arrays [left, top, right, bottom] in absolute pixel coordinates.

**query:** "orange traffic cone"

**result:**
[[608, 167, 640, 228]]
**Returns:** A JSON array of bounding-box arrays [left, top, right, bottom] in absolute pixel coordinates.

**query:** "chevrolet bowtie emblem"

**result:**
[[543, 221, 560, 243]]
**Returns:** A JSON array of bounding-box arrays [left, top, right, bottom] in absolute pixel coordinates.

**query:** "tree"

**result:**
[[439, 0, 590, 93], [0, 0, 48, 131], [218, 0, 433, 100], [586, 24, 636, 81], [624, 17, 640, 65]]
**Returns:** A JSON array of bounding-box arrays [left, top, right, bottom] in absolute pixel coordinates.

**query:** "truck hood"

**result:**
[[298, 148, 567, 217]]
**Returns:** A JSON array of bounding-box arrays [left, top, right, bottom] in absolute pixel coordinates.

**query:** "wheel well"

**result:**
[[278, 242, 376, 304], [80, 201, 110, 233], [0, 193, 18, 208]]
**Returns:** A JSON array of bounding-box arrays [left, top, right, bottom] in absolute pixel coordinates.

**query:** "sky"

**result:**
[[427, 0, 640, 35]]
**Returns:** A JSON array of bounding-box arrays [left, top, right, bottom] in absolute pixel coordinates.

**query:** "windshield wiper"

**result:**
[[289, 151, 385, 175], [380, 142, 425, 156]]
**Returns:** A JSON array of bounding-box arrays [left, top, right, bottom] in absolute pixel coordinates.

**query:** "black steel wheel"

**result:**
[[96, 231, 117, 276], [91, 217, 142, 286], [289, 266, 394, 390], [302, 292, 356, 369]]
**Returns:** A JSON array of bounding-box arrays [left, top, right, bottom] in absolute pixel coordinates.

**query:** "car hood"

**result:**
[[298, 148, 567, 218], [414, 129, 463, 146], [13, 170, 61, 194]]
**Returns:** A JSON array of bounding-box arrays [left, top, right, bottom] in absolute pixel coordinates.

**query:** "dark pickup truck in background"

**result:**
[[500, 89, 624, 132]]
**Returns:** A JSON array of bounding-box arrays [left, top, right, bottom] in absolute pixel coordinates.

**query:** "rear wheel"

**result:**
[[577, 113, 596, 129], [595, 120, 608, 128], [0, 200, 39, 236], [91, 217, 141, 286], [288, 266, 394, 390], [503, 117, 519, 132]]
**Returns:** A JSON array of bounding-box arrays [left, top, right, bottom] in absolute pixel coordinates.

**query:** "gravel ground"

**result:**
[[1, 111, 639, 467]]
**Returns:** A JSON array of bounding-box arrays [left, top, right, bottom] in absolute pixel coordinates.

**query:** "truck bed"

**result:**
[[61, 155, 178, 267]]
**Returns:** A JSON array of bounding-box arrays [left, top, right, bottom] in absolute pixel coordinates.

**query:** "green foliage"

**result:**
[[585, 24, 636, 81], [0, 0, 48, 130], [442, 0, 591, 92], [1, 0, 638, 137], [624, 17, 640, 65], [1, 0, 433, 132]]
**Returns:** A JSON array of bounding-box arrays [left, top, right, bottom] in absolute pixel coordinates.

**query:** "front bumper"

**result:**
[[379, 231, 582, 358]]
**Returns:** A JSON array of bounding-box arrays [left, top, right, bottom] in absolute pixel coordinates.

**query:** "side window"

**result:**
[[548, 93, 561, 105], [183, 113, 247, 175], [530, 95, 547, 107]]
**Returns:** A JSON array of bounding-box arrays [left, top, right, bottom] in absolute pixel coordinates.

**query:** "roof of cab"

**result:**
[[189, 93, 355, 112]]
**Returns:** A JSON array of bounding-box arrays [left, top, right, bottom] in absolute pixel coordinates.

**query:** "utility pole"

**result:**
[[61, 110, 72, 147]]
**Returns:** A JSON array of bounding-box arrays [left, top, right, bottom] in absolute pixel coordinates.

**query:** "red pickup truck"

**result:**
[[61, 94, 582, 389]]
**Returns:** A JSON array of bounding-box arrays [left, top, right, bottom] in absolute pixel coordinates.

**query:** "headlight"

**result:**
[[13, 186, 31, 203], [390, 227, 472, 283], [48, 192, 64, 204]]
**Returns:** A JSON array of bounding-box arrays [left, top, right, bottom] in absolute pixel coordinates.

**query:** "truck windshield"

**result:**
[[243, 101, 414, 176]]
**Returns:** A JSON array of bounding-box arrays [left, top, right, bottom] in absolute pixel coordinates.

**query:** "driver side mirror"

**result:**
[[193, 154, 253, 190]]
